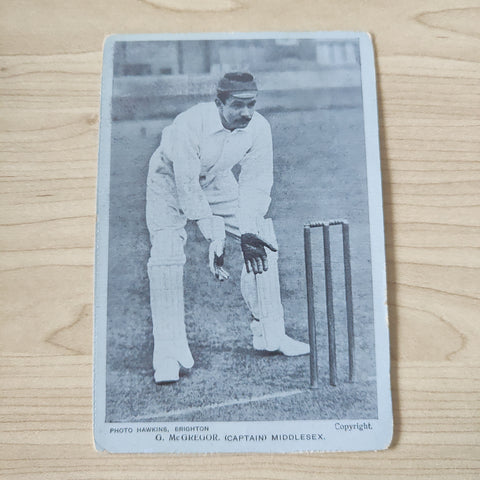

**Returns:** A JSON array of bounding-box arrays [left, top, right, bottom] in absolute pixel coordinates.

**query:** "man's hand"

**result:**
[[209, 239, 230, 281], [241, 233, 277, 274]]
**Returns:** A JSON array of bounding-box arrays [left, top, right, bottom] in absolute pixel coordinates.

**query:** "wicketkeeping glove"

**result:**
[[209, 239, 230, 281], [241, 233, 277, 274], [197, 215, 230, 281]]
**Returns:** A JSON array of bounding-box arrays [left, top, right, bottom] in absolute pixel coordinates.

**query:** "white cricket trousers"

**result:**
[[146, 168, 284, 372]]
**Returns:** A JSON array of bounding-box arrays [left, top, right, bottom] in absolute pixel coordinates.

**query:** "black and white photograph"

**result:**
[[94, 32, 392, 453]]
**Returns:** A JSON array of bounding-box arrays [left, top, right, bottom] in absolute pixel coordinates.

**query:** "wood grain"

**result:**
[[1, 0, 479, 478]]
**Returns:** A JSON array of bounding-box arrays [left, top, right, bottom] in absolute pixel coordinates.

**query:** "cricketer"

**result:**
[[146, 72, 309, 383]]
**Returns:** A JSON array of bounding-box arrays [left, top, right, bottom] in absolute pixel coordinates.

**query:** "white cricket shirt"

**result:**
[[147, 102, 274, 234]]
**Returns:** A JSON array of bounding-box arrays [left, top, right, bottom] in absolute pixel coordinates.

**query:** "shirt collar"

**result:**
[[205, 102, 227, 135]]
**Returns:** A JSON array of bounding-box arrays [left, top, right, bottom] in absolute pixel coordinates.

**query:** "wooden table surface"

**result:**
[[1, 1, 479, 478]]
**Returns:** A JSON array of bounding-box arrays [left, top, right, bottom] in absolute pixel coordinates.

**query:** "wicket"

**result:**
[[304, 220, 354, 387]]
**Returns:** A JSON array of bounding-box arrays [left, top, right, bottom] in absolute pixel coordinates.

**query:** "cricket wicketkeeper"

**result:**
[[146, 72, 309, 383]]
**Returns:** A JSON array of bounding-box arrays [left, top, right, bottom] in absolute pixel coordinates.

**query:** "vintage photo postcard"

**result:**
[[94, 31, 392, 453]]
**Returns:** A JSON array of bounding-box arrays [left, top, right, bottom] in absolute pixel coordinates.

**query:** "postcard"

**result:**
[[94, 31, 392, 453]]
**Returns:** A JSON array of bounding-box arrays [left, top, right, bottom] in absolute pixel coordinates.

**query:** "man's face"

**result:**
[[217, 95, 257, 130]]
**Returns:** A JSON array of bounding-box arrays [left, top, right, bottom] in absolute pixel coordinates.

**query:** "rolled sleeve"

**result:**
[[167, 114, 213, 221], [237, 118, 273, 234]]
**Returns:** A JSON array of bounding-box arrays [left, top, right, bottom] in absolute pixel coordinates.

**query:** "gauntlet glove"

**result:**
[[241, 233, 277, 274]]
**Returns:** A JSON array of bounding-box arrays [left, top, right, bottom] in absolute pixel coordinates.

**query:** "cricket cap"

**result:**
[[217, 72, 258, 99]]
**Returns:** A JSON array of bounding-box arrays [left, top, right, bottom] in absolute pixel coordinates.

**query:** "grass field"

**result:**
[[105, 102, 378, 422]]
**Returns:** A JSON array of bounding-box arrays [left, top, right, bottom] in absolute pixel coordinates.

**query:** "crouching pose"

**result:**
[[146, 72, 309, 383]]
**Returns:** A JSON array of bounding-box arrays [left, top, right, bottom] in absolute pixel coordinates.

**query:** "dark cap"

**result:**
[[217, 72, 258, 99]]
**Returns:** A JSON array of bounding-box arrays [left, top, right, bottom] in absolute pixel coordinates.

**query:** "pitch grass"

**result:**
[[105, 107, 378, 422]]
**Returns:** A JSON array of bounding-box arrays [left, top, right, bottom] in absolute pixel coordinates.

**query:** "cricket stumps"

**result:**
[[304, 220, 354, 387]]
